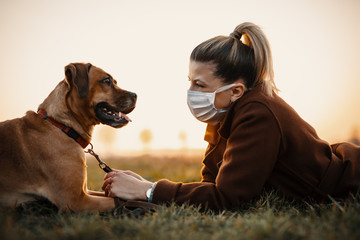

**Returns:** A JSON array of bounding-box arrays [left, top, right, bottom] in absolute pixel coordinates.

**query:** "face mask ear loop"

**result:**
[[212, 83, 237, 110], [214, 83, 237, 94]]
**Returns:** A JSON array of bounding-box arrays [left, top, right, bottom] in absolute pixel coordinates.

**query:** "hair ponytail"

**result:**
[[190, 22, 278, 97], [232, 22, 278, 96]]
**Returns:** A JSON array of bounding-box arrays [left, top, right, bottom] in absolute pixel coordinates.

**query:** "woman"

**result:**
[[102, 22, 360, 210]]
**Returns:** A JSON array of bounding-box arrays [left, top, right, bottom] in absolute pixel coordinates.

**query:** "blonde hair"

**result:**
[[190, 22, 278, 96]]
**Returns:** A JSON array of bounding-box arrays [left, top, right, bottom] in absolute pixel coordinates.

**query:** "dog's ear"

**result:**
[[64, 63, 91, 98]]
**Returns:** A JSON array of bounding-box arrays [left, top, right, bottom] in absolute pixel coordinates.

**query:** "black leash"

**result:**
[[85, 143, 113, 173], [84, 143, 122, 209]]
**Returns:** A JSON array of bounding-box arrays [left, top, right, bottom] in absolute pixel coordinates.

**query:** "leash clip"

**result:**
[[85, 143, 113, 173]]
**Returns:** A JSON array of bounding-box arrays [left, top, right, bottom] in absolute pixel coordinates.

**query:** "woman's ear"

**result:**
[[230, 82, 246, 103]]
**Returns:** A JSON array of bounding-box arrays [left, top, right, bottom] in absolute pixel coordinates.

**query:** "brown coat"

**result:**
[[152, 86, 360, 210]]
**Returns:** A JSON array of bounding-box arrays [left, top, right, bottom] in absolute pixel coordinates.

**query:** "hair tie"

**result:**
[[230, 32, 242, 40]]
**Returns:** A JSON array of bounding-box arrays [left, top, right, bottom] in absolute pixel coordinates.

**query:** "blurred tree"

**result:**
[[139, 129, 153, 150], [349, 126, 360, 145], [97, 125, 117, 147], [178, 130, 188, 149]]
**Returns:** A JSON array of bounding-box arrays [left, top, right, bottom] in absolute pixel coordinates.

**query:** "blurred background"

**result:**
[[1, 0, 359, 156]]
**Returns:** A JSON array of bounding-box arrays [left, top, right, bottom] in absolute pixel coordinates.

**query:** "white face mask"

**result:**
[[187, 83, 236, 125]]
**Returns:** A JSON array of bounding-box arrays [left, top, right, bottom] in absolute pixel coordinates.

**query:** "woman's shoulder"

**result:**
[[233, 86, 297, 118], [231, 87, 276, 115], [229, 85, 317, 138], [219, 88, 281, 138], [222, 85, 309, 132]]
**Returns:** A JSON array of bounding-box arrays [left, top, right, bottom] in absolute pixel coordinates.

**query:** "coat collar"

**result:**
[[204, 123, 221, 145], [203, 97, 239, 145], [203, 86, 263, 144]]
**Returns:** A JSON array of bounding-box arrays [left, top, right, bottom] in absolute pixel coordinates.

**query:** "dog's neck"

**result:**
[[38, 81, 95, 142]]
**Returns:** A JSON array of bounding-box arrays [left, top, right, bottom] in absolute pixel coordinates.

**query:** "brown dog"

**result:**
[[0, 63, 137, 213]]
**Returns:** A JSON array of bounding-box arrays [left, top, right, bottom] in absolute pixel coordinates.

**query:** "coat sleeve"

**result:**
[[151, 102, 281, 210], [201, 164, 216, 183]]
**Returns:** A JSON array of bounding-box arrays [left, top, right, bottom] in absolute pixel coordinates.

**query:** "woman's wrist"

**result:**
[[139, 181, 154, 201]]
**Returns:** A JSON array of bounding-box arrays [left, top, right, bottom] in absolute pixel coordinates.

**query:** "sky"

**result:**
[[0, 0, 359, 155]]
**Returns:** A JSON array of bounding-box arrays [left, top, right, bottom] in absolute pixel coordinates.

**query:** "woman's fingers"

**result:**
[[103, 169, 122, 180], [104, 170, 144, 181], [102, 177, 116, 196], [101, 177, 112, 190], [104, 182, 112, 197], [123, 170, 144, 180], [104, 172, 112, 180]]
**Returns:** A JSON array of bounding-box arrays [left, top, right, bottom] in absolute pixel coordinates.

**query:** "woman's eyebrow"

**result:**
[[188, 76, 206, 84]]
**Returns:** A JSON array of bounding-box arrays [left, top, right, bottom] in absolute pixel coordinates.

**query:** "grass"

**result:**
[[1, 153, 360, 240]]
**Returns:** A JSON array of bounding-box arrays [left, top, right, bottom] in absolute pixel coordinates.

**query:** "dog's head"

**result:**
[[64, 63, 137, 128]]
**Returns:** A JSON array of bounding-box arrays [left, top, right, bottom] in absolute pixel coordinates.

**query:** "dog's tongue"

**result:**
[[121, 112, 132, 122]]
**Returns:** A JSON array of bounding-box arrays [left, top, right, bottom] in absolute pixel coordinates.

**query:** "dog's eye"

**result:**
[[102, 78, 112, 86]]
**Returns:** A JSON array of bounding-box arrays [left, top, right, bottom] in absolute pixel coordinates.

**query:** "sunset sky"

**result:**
[[0, 0, 359, 154]]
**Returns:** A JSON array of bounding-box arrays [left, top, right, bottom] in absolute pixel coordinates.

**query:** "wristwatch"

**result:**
[[146, 186, 152, 200], [145, 182, 156, 202]]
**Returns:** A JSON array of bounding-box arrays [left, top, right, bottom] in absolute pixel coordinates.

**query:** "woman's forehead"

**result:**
[[188, 61, 218, 81], [189, 61, 216, 72]]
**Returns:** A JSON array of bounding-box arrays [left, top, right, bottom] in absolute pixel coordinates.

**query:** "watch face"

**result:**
[[146, 187, 152, 199]]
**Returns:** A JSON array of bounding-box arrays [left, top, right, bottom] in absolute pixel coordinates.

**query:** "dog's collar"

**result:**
[[37, 109, 90, 149]]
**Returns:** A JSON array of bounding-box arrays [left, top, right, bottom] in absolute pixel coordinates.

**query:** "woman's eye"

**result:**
[[195, 82, 203, 88], [102, 78, 112, 86], [188, 78, 204, 88]]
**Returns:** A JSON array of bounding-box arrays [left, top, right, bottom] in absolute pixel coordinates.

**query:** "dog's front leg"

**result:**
[[59, 193, 115, 213], [87, 189, 106, 197]]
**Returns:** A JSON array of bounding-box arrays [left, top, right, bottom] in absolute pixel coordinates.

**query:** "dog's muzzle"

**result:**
[[94, 101, 135, 128]]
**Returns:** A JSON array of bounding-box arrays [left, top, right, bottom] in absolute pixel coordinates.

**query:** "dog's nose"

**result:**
[[129, 92, 137, 100]]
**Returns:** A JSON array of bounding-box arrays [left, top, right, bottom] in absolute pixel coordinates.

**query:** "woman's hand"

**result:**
[[102, 170, 153, 201]]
